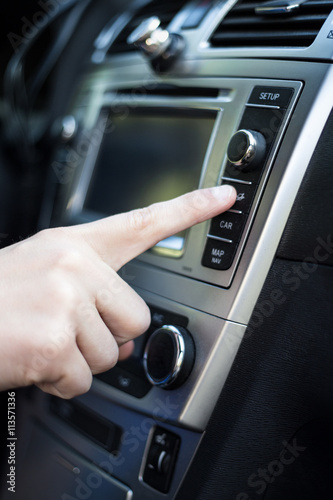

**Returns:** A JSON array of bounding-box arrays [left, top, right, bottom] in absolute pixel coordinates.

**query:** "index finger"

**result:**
[[77, 185, 236, 270]]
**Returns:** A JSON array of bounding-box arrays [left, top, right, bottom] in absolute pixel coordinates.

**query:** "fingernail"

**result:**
[[210, 185, 236, 200]]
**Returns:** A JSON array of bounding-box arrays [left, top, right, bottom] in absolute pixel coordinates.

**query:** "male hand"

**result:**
[[0, 185, 236, 398]]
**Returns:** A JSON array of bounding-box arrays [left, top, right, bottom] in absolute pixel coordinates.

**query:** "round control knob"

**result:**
[[127, 16, 168, 56], [143, 325, 195, 389], [127, 16, 185, 72], [227, 129, 266, 171]]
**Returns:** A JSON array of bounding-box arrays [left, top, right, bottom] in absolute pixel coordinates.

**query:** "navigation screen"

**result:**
[[84, 107, 217, 252]]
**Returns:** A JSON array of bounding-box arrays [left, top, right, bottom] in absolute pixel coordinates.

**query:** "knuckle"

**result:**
[[65, 373, 92, 399], [138, 303, 151, 334], [35, 228, 85, 274], [53, 368, 93, 400], [96, 346, 119, 374], [53, 247, 84, 274], [127, 205, 155, 233], [33, 227, 68, 248], [24, 362, 45, 388], [124, 302, 151, 338], [45, 271, 79, 311], [89, 334, 119, 374], [24, 335, 76, 387]]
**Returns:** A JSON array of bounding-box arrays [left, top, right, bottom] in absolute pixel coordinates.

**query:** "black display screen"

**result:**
[[84, 107, 217, 251]]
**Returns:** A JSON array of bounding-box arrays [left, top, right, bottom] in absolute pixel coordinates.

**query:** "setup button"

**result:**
[[248, 86, 294, 109]]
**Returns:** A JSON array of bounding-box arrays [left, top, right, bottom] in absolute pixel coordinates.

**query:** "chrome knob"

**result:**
[[127, 16, 171, 57], [143, 325, 195, 389], [127, 17, 185, 72], [227, 129, 266, 171]]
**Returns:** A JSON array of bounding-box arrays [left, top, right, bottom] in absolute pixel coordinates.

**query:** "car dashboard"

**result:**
[[2, 0, 333, 499]]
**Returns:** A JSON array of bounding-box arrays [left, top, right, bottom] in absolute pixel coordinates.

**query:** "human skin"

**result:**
[[0, 185, 236, 399]]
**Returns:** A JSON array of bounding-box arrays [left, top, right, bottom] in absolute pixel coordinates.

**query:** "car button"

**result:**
[[209, 211, 247, 242]]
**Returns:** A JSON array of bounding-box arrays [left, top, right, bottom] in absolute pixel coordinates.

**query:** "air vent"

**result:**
[[210, 0, 333, 48], [108, 0, 189, 55]]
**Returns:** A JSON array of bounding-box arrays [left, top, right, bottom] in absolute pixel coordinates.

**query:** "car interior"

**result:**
[[1, 0, 333, 498]]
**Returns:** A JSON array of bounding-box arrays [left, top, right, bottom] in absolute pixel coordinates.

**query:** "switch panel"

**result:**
[[202, 86, 295, 271], [142, 427, 180, 493]]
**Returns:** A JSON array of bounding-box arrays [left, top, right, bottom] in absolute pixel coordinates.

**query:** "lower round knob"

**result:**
[[143, 325, 195, 389]]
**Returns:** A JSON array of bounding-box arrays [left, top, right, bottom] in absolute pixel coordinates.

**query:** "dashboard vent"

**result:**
[[210, 0, 333, 48], [108, 0, 189, 55]]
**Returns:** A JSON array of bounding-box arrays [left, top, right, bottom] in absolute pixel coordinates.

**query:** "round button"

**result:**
[[227, 129, 266, 171], [143, 325, 195, 389], [127, 16, 171, 57], [127, 16, 161, 46], [60, 115, 77, 141]]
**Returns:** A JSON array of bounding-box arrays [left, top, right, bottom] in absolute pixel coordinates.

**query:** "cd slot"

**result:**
[[114, 84, 220, 98]]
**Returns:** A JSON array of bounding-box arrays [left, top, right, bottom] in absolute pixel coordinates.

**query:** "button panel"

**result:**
[[142, 427, 180, 493], [202, 86, 294, 271], [96, 365, 152, 398]]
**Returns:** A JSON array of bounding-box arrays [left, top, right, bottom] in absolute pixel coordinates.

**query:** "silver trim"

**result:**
[[255, 0, 308, 15], [143, 325, 185, 388], [227, 209, 243, 214], [246, 103, 280, 110], [227, 129, 257, 167], [157, 450, 167, 472], [127, 16, 172, 58], [222, 176, 253, 185], [127, 16, 161, 45], [207, 234, 233, 243]]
